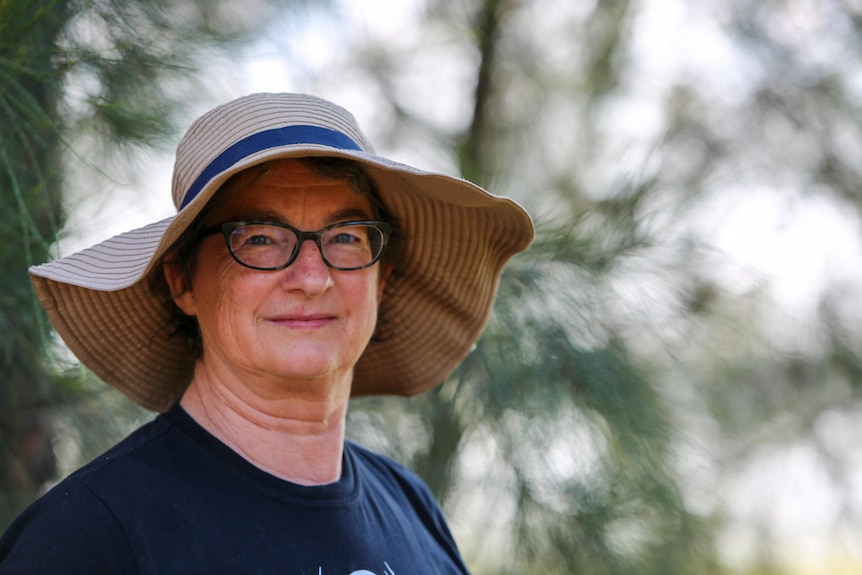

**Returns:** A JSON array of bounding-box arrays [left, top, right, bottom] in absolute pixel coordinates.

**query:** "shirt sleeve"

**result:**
[[0, 478, 138, 575]]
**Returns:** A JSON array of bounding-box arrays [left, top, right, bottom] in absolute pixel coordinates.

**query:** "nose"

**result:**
[[282, 239, 333, 295]]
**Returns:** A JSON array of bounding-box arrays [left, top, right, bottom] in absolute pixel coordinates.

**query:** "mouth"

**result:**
[[268, 313, 336, 330]]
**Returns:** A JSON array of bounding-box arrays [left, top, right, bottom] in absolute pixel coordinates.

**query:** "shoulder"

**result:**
[[53, 413, 178, 500], [0, 474, 138, 574], [345, 441, 432, 495], [344, 442, 469, 570], [344, 440, 410, 473], [344, 442, 448, 526], [0, 414, 175, 574]]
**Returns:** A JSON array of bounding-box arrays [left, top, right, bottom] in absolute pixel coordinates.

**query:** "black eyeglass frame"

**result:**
[[198, 220, 393, 271]]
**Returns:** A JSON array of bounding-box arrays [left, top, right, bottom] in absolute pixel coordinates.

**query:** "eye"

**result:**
[[323, 225, 369, 250], [231, 224, 293, 249], [331, 231, 362, 245], [246, 234, 274, 246]]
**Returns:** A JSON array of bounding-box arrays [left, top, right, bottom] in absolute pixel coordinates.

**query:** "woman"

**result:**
[[0, 93, 533, 574]]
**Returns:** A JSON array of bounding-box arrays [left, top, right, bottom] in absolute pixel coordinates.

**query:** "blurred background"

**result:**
[[3, 0, 862, 573]]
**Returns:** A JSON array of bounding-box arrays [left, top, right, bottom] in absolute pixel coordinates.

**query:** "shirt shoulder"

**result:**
[[0, 413, 178, 575], [345, 442, 467, 568], [0, 458, 143, 574], [346, 442, 436, 502]]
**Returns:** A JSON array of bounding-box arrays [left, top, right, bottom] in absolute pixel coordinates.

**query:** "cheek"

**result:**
[[334, 269, 371, 306], [191, 253, 248, 325]]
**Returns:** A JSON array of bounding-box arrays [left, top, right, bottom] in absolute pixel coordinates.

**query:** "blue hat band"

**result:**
[[180, 125, 362, 209]]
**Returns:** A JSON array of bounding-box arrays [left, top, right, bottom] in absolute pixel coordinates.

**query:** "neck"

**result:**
[[180, 362, 350, 486]]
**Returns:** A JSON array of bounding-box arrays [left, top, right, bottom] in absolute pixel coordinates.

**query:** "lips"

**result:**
[[268, 313, 336, 329]]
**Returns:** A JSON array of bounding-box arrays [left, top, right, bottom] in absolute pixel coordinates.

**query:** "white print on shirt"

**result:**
[[317, 563, 395, 575]]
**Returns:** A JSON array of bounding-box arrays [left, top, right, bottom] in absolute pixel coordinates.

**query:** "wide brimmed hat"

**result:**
[[29, 92, 534, 412]]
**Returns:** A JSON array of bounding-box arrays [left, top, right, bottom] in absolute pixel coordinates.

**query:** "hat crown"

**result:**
[[171, 93, 376, 210]]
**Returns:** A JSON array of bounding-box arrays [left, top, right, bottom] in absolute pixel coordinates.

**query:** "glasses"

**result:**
[[199, 220, 392, 271]]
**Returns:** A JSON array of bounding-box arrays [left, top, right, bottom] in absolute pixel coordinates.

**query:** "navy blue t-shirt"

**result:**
[[0, 405, 470, 574]]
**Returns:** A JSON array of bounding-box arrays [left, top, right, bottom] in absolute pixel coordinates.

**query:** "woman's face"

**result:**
[[168, 159, 386, 395]]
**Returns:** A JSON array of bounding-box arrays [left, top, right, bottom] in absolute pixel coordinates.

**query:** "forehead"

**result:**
[[210, 159, 374, 223]]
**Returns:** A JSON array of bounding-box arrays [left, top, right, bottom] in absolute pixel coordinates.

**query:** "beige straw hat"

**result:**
[[29, 93, 534, 412]]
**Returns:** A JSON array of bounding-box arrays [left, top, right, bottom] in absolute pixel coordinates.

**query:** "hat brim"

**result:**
[[30, 145, 533, 411]]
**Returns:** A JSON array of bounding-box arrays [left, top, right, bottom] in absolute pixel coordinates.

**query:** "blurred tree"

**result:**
[[0, 0, 314, 529], [328, 0, 862, 573], [7, 0, 862, 572], [345, 1, 718, 573], [0, 0, 68, 526]]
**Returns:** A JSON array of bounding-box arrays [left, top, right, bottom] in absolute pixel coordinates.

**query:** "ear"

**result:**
[[163, 254, 197, 317], [377, 262, 392, 305]]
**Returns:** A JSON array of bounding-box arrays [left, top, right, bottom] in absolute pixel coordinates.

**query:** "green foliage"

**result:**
[[0, 0, 69, 524], [0, 0, 294, 528], [6, 0, 862, 573], [344, 0, 862, 572]]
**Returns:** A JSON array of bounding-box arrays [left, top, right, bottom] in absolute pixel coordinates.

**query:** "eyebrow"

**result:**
[[233, 207, 375, 227]]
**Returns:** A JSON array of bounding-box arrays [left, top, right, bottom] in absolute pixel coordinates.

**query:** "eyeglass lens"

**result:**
[[227, 222, 387, 270]]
